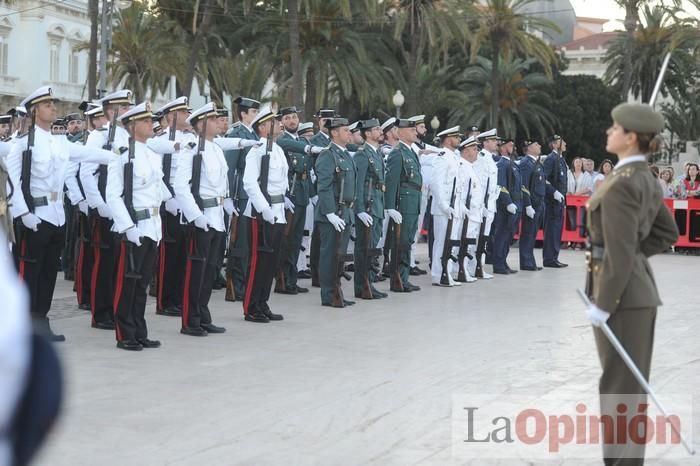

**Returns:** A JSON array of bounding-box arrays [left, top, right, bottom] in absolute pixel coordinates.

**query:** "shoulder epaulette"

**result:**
[[187, 141, 197, 149], [17, 131, 28, 139]]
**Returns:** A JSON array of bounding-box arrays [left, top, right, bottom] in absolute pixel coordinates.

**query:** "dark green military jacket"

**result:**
[[384, 141, 422, 215], [309, 130, 331, 149], [314, 143, 356, 224], [224, 123, 259, 201], [277, 131, 313, 206], [353, 142, 385, 219], [586, 159, 678, 312]]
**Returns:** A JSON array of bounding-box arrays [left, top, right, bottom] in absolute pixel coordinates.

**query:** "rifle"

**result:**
[[274, 169, 296, 293], [331, 175, 354, 307], [456, 180, 476, 283], [160, 112, 178, 244], [122, 128, 141, 279], [439, 178, 460, 286], [225, 170, 242, 302], [359, 168, 383, 299], [388, 190, 403, 292], [16, 108, 37, 263], [475, 177, 490, 278], [256, 120, 275, 254], [188, 117, 207, 262]]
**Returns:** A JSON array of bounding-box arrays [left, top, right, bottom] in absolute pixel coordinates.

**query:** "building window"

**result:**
[[69, 49, 79, 83], [0, 39, 7, 76], [49, 41, 60, 81]]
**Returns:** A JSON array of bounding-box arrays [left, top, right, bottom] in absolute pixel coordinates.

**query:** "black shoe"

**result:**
[[555, 261, 568, 267], [91, 321, 115, 330], [543, 262, 566, 268], [259, 303, 283, 321], [298, 270, 312, 279], [244, 313, 270, 323], [404, 282, 421, 292], [180, 326, 208, 337], [137, 338, 161, 348], [47, 332, 66, 342], [371, 288, 388, 298], [520, 266, 542, 271], [322, 301, 346, 308], [157, 306, 181, 317], [294, 285, 309, 293], [345, 264, 355, 272], [201, 323, 227, 333], [117, 340, 143, 351], [78, 303, 91, 311], [343, 299, 356, 306], [275, 287, 298, 295], [493, 269, 509, 275], [409, 266, 423, 276], [507, 268, 518, 274]]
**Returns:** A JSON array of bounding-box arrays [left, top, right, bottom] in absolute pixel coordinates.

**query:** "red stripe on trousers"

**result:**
[[112, 241, 126, 342], [243, 218, 259, 315], [75, 240, 85, 305], [181, 237, 194, 328], [18, 239, 26, 280], [90, 221, 102, 325], [157, 234, 165, 311]]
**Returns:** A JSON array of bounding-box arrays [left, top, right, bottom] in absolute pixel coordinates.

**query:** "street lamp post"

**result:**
[[392, 90, 405, 118], [98, 0, 133, 97]]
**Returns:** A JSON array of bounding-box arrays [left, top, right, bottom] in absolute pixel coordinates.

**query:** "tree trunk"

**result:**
[[621, 3, 638, 101], [88, 0, 99, 99], [304, 64, 317, 120], [406, 0, 418, 116], [287, 0, 304, 118], [183, 0, 214, 99], [490, 50, 500, 129]]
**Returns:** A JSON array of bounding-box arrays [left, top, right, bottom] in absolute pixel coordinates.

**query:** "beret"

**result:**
[[611, 103, 664, 134]]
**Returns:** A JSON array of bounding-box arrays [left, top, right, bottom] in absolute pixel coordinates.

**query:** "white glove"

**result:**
[[326, 212, 346, 232], [239, 139, 262, 148], [21, 213, 41, 232], [78, 200, 88, 216], [125, 226, 142, 246], [309, 146, 324, 155], [385, 209, 403, 224], [586, 304, 611, 328], [284, 196, 295, 213], [194, 214, 209, 231], [261, 206, 276, 224], [165, 198, 179, 216], [553, 191, 564, 203], [223, 198, 237, 216], [446, 206, 456, 219], [97, 204, 111, 219], [310, 195, 319, 206], [357, 212, 373, 227], [481, 206, 489, 218], [525, 205, 535, 219], [506, 203, 517, 215]]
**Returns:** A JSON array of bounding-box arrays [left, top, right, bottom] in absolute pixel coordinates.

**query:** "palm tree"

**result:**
[[614, 0, 647, 100], [468, 0, 559, 128], [451, 56, 557, 140]]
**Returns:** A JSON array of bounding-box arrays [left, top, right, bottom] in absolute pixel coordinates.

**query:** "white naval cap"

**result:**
[[477, 128, 498, 140], [186, 102, 218, 126], [118, 101, 152, 125], [408, 114, 425, 124], [20, 86, 58, 109], [298, 122, 314, 135], [157, 96, 189, 115], [14, 106, 27, 116], [437, 125, 461, 138], [100, 89, 133, 107], [349, 121, 360, 133], [459, 135, 478, 149], [85, 105, 104, 118], [381, 117, 397, 133], [251, 106, 277, 128]]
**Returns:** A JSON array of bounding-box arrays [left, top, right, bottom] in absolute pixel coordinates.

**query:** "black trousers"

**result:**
[[157, 211, 186, 311], [113, 237, 157, 342], [75, 212, 94, 306], [14, 221, 64, 322], [279, 204, 306, 289], [62, 199, 76, 278], [90, 216, 116, 326], [230, 199, 251, 298], [243, 219, 284, 314], [309, 227, 320, 283], [182, 227, 222, 329]]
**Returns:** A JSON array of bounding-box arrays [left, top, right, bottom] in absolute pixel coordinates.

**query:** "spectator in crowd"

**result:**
[[659, 168, 677, 198], [682, 163, 700, 198], [678, 162, 691, 183], [584, 158, 598, 178], [592, 159, 613, 192], [569, 157, 594, 196]]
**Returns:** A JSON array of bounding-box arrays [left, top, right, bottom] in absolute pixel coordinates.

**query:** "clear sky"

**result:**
[[570, 0, 699, 31]]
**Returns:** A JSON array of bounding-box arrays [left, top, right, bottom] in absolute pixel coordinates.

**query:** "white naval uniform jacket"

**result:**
[[64, 137, 89, 207], [173, 138, 229, 232], [81, 123, 130, 214], [243, 138, 289, 224], [7, 127, 115, 225], [146, 129, 197, 213], [430, 149, 460, 217], [474, 149, 499, 214], [106, 141, 171, 242], [459, 158, 484, 223]]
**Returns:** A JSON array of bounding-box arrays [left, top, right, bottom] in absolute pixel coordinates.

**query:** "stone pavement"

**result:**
[[34, 246, 699, 465]]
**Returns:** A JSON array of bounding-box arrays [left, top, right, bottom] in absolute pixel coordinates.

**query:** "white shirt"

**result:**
[[243, 138, 289, 223], [430, 149, 460, 217], [174, 138, 229, 232], [473, 149, 499, 213], [106, 141, 170, 241], [7, 126, 114, 224], [81, 123, 130, 213], [614, 155, 646, 169], [459, 157, 483, 222]]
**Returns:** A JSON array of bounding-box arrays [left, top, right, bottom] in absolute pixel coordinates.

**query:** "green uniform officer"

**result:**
[[584, 103, 678, 465], [314, 117, 357, 308], [275, 106, 323, 294], [384, 119, 422, 292], [352, 118, 388, 300], [223, 96, 260, 301]]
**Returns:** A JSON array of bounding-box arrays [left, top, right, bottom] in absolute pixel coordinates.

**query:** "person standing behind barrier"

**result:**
[[681, 163, 700, 198], [542, 135, 569, 268], [593, 159, 613, 193]]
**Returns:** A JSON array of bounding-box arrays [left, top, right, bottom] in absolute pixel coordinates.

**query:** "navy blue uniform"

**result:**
[[542, 150, 568, 264], [492, 155, 521, 272], [519, 155, 546, 269]]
